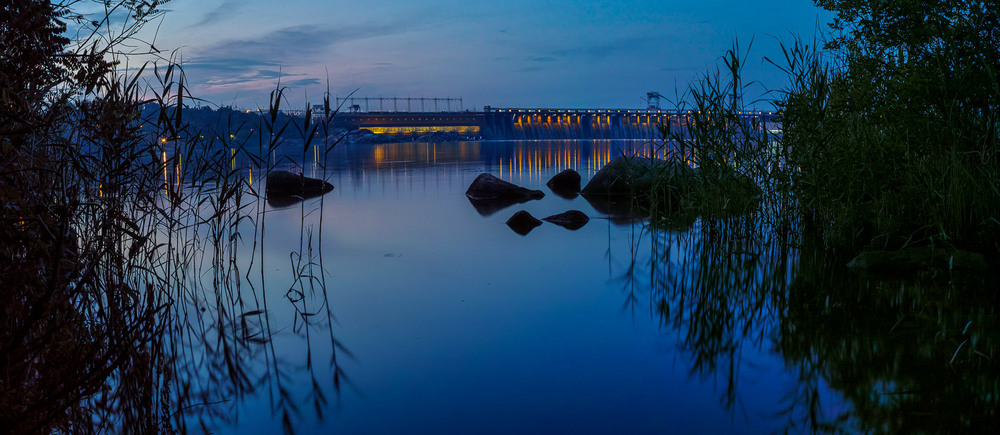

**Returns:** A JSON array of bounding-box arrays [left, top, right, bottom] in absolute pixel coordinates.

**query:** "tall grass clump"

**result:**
[[2, 1, 349, 432], [1, 1, 175, 431], [776, 1, 1000, 254], [648, 39, 782, 228]]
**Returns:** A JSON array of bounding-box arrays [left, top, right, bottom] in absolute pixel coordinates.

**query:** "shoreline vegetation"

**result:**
[[2, 0, 997, 433], [636, 2, 999, 269]]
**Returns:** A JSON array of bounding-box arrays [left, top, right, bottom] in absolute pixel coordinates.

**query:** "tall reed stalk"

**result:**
[[2, 2, 349, 433]]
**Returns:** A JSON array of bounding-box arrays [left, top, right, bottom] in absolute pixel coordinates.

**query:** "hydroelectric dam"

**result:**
[[324, 106, 779, 140], [308, 94, 778, 140]]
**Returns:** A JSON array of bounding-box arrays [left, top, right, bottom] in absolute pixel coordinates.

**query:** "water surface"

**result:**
[[172, 139, 997, 434]]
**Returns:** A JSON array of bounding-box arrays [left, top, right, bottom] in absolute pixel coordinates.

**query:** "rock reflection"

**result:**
[[466, 196, 535, 217], [266, 191, 332, 208], [582, 194, 649, 225]]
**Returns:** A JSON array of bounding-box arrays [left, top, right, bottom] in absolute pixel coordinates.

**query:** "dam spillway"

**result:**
[[326, 106, 779, 140]]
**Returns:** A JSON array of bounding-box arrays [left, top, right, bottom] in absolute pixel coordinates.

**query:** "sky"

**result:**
[[131, 0, 834, 110]]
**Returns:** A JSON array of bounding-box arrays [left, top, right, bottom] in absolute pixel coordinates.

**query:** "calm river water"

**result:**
[[174, 139, 997, 434]]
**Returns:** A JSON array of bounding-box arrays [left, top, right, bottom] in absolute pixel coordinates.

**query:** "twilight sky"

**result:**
[[140, 0, 833, 110]]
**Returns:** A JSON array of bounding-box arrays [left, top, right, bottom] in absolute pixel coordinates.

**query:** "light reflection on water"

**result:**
[[168, 139, 999, 434]]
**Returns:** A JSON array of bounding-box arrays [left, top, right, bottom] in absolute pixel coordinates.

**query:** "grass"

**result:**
[[773, 28, 1000, 255], [637, 26, 999, 258], [1, 3, 350, 432], [616, 4, 1000, 430], [3, 0, 998, 433]]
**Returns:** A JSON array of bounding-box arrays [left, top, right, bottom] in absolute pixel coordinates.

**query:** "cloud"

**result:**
[[189, 0, 243, 28], [177, 58, 313, 90], [192, 25, 344, 65], [180, 22, 421, 92], [284, 78, 322, 87], [182, 58, 277, 75], [548, 36, 656, 60], [201, 69, 308, 87]]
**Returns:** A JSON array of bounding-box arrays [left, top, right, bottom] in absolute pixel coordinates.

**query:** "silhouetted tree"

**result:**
[[1, 1, 171, 432]]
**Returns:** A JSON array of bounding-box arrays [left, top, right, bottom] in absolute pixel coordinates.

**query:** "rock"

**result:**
[[546, 169, 582, 198], [847, 247, 989, 274], [266, 171, 334, 207], [581, 156, 695, 199], [582, 195, 647, 225], [506, 210, 543, 236], [466, 173, 544, 202], [542, 210, 589, 230]]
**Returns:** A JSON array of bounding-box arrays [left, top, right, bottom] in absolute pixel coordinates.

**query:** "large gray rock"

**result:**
[[266, 170, 334, 198], [581, 156, 695, 198], [466, 173, 544, 201]]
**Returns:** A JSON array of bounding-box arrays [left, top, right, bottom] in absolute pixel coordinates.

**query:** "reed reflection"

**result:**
[[778, 252, 1000, 433], [147, 115, 350, 434], [618, 204, 1000, 433]]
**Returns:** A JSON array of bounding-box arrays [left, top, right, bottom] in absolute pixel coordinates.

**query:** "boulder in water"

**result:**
[[266, 171, 334, 207], [466, 173, 544, 201], [546, 169, 582, 198], [581, 156, 694, 199], [542, 210, 589, 230], [506, 210, 543, 236]]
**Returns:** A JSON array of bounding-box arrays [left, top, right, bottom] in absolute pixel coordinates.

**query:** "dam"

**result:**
[[317, 97, 778, 140]]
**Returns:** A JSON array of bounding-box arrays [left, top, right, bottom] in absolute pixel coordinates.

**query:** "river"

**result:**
[[166, 139, 997, 434]]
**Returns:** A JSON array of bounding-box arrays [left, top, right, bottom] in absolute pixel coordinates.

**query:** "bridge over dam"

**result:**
[[326, 107, 779, 140]]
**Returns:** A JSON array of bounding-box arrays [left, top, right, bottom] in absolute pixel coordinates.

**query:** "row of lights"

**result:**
[[496, 108, 778, 115]]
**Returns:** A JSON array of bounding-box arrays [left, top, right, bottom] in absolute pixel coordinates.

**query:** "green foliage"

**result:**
[[776, 1, 1000, 253], [651, 40, 774, 226]]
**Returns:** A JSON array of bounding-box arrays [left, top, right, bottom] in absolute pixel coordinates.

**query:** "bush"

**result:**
[[778, 1, 1000, 253], [1, 1, 173, 432]]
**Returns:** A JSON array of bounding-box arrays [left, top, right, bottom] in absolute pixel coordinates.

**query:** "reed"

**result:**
[[623, 3, 1000, 431], [1, 2, 348, 433], [773, 2, 1000, 254]]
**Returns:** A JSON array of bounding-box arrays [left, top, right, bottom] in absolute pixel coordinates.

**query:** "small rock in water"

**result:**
[[542, 210, 590, 230], [266, 170, 334, 208], [506, 210, 543, 236], [266, 170, 334, 197], [546, 169, 582, 198]]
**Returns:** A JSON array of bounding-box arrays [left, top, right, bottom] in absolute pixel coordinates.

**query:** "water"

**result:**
[[170, 140, 998, 434]]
